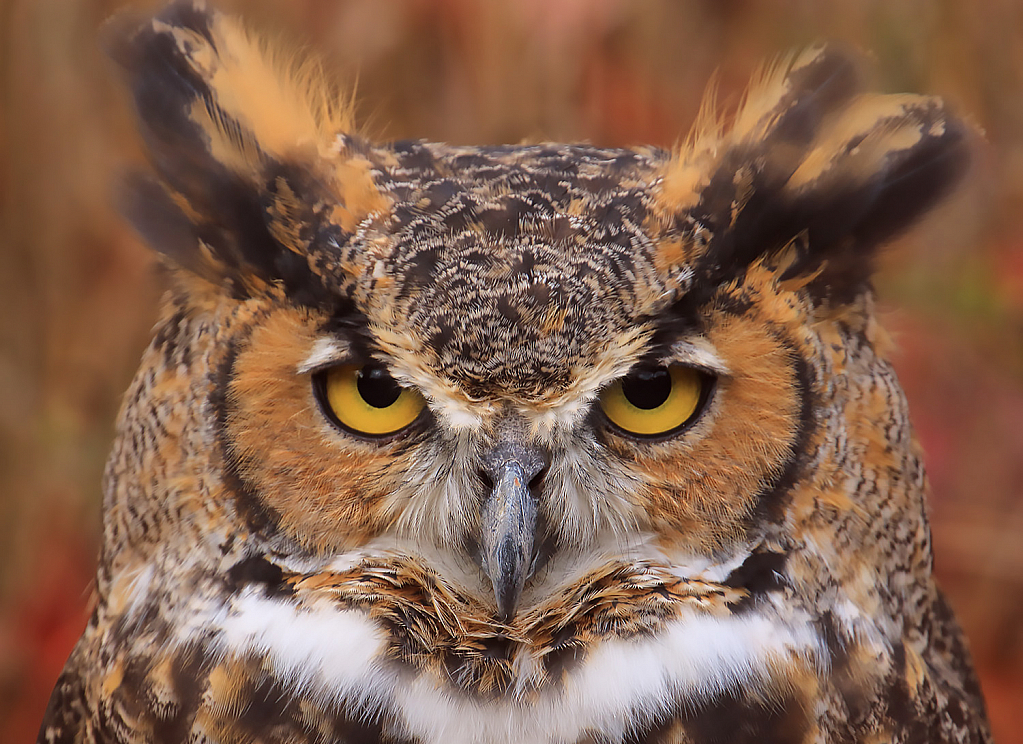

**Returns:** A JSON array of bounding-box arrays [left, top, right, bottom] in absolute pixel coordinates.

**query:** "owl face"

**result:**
[[216, 138, 811, 603], [40, 3, 992, 743]]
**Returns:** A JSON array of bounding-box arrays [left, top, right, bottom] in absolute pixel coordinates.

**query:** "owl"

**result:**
[[38, 2, 992, 743]]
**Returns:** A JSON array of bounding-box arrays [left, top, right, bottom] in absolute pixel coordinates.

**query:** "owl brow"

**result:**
[[632, 308, 708, 371], [630, 308, 729, 374], [297, 337, 355, 375], [622, 333, 728, 380], [291, 309, 366, 374], [668, 339, 730, 375]]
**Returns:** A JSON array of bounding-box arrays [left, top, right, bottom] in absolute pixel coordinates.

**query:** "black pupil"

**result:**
[[621, 367, 672, 410], [356, 366, 402, 408]]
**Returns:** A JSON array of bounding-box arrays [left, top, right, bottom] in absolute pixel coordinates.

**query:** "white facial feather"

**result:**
[[297, 337, 352, 374], [670, 337, 730, 374]]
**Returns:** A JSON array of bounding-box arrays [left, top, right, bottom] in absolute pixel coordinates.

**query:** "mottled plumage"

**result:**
[[40, 2, 991, 743]]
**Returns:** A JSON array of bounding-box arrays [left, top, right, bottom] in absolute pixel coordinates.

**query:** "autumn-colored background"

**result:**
[[2, 0, 1021, 740]]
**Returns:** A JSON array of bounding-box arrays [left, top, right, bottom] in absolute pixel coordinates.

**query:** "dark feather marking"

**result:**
[[107, 9, 236, 222], [233, 675, 310, 741], [318, 296, 372, 343], [117, 174, 211, 282], [426, 323, 455, 352], [388, 138, 442, 175], [209, 334, 285, 540], [150, 306, 193, 368], [686, 51, 861, 285], [36, 667, 88, 744], [620, 715, 677, 744], [844, 112, 971, 248], [682, 688, 810, 744], [622, 688, 810, 744], [324, 710, 413, 744], [227, 555, 293, 598], [723, 549, 788, 614], [928, 591, 988, 710], [769, 49, 862, 147], [814, 611, 875, 728], [120, 646, 207, 744], [746, 334, 815, 527], [884, 642, 936, 743], [542, 623, 586, 683]]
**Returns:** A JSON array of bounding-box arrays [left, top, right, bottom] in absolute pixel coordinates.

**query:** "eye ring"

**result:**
[[598, 364, 714, 439], [313, 363, 426, 438]]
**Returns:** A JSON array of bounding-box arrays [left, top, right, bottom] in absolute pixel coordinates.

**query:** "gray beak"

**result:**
[[479, 444, 547, 620]]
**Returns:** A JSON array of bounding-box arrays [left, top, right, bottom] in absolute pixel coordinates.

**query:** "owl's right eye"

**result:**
[[314, 363, 425, 437]]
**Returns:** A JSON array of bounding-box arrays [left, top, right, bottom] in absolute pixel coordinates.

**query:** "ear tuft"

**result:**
[[104, 0, 354, 173], [104, 1, 364, 302], [656, 46, 972, 306]]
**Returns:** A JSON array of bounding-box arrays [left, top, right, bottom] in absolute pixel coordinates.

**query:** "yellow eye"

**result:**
[[317, 364, 425, 436], [599, 365, 707, 437]]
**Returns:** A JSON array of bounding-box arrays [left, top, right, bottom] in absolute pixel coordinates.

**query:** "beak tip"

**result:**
[[485, 538, 528, 620], [478, 453, 545, 621], [494, 589, 519, 622]]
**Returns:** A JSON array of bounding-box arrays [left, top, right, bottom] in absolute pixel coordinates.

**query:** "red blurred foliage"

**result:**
[[1, 529, 93, 743]]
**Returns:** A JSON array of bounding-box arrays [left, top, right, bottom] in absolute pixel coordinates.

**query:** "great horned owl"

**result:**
[[38, 2, 992, 743]]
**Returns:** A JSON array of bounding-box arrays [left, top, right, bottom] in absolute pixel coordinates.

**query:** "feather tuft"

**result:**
[[104, 1, 371, 304], [654, 45, 971, 307]]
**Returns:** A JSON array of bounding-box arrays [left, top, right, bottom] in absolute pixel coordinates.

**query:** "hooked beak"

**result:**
[[479, 444, 547, 620]]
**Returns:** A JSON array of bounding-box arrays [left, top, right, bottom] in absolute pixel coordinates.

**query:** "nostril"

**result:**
[[477, 468, 495, 492], [528, 466, 547, 492]]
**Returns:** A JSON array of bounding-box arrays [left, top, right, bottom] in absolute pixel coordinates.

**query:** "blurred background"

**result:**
[[1, 0, 1021, 740]]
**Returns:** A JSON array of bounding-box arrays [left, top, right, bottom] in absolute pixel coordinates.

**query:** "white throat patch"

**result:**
[[219, 591, 826, 744]]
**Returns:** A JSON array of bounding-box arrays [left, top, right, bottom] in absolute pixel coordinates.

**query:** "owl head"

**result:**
[[102, 0, 969, 631]]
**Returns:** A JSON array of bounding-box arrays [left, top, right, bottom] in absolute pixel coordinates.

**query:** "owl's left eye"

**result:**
[[314, 363, 425, 437], [599, 365, 712, 438]]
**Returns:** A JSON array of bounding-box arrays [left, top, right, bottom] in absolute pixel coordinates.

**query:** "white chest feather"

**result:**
[[218, 592, 826, 744]]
